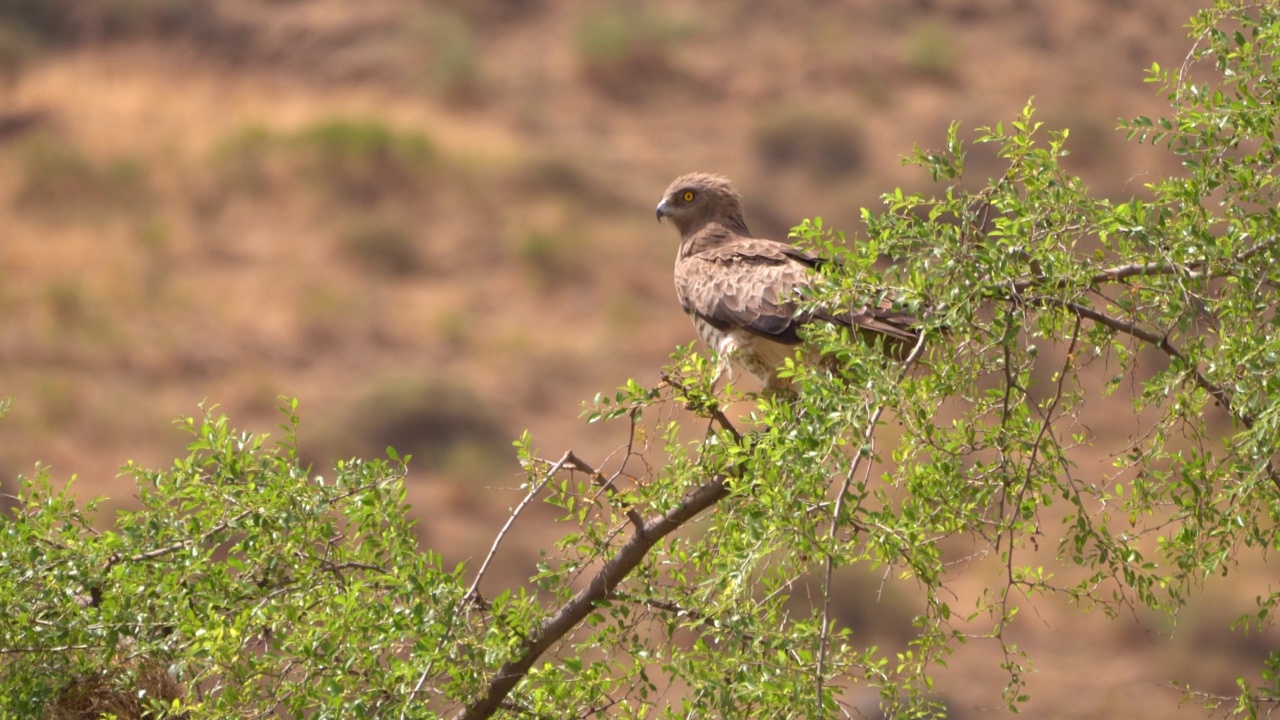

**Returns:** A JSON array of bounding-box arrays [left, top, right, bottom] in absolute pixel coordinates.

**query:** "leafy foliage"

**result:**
[[0, 401, 467, 718]]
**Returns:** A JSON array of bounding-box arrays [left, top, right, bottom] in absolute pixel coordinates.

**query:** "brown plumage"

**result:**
[[656, 172, 919, 392]]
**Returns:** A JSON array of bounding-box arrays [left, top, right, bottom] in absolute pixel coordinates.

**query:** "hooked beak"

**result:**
[[655, 199, 669, 223]]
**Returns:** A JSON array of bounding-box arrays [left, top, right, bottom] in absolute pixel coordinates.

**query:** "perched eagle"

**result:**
[[656, 172, 919, 393]]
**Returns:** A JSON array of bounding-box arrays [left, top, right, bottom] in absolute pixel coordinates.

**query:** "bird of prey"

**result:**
[[655, 172, 919, 393]]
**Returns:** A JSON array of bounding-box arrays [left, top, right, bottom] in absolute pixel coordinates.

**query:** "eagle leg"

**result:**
[[708, 333, 743, 394], [710, 353, 734, 392]]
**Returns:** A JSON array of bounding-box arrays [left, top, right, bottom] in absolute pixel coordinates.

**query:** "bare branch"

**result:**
[[464, 453, 566, 603]]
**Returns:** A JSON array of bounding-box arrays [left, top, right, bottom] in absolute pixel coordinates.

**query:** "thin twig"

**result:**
[[1026, 294, 1280, 492], [613, 591, 754, 641], [561, 451, 644, 531], [659, 371, 744, 444], [1010, 237, 1278, 294], [402, 659, 437, 720], [464, 453, 567, 603], [1, 643, 98, 654]]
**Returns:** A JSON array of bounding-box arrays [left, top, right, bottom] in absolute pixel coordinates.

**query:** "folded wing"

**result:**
[[675, 238, 919, 355]]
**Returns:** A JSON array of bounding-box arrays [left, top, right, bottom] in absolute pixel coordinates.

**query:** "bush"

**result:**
[[0, 402, 457, 717], [335, 379, 510, 477], [0, 21, 40, 86], [405, 9, 484, 104], [338, 219, 424, 278], [293, 118, 435, 203], [514, 230, 587, 289], [0, 0, 213, 45], [906, 21, 957, 80]]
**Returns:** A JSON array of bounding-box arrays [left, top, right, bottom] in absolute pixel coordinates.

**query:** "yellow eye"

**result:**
[[682, 191, 695, 202]]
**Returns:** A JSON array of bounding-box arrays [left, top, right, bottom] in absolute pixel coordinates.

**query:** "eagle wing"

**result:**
[[676, 237, 921, 354], [675, 239, 819, 345]]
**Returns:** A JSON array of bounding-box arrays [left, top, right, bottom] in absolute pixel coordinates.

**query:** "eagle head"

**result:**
[[656, 172, 750, 238]]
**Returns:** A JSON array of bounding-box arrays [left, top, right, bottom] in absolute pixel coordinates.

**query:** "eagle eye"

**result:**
[[681, 191, 696, 202]]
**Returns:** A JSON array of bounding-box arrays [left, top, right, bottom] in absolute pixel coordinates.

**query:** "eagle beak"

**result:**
[[655, 199, 669, 223]]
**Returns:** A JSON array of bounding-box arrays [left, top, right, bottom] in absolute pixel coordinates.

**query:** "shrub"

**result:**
[[0, 0, 213, 45], [336, 379, 510, 476], [208, 119, 436, 205], [0, 403, 451, 717], [906, 21, 957, 80], [515, 230, 587, 289], [292, 118, 435, 203], [405, 9, 484, 104]]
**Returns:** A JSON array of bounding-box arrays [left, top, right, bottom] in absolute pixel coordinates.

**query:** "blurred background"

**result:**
[[1, 0, 1272, 716]]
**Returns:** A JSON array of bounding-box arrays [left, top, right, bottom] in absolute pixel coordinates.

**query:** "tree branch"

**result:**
[[464, 453, 565, 604], [456, 471, 733, 720], [1026, 293, 1280, 492], [1009, 236, 1278, 294]]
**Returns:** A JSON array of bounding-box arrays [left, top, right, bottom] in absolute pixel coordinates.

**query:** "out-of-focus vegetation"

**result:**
[[213, 118, 436, 204], [0, 0, 214, 47], [15, 134, 152, 214]]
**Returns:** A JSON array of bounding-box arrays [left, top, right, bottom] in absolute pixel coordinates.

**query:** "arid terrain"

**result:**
[[1, 0, 1273, 716]]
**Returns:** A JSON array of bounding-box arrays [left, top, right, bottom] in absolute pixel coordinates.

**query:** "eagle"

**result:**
[[655, 172, 919, 393]]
